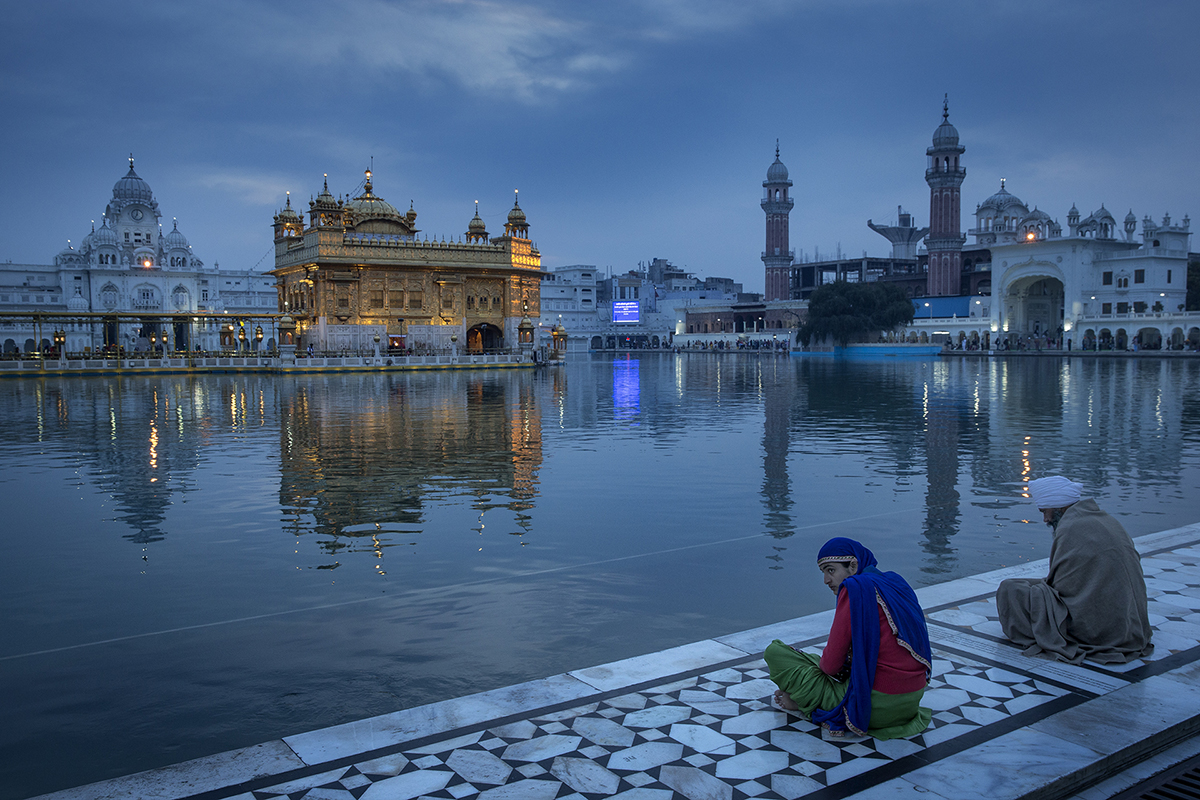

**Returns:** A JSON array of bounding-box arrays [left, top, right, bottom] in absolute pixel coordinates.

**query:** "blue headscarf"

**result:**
[[812, 537, 932, 735]]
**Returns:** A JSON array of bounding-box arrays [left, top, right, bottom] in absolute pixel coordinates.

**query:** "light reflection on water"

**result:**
[[1, 355, 1198, 798]]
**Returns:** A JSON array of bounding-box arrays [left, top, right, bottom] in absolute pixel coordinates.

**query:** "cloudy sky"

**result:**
[[2, 0, 1197, 292]]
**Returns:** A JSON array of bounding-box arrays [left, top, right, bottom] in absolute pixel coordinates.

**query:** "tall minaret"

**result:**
[[924, 97, 966, 296], [762, 141, 794, 301]]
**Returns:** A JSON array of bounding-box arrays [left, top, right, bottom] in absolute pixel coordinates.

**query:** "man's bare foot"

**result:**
[[773, 689, 799, 712]]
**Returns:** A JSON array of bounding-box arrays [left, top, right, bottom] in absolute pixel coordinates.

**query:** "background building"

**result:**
[[762, 105, 1199, 350], [0, 158, 276, 354]]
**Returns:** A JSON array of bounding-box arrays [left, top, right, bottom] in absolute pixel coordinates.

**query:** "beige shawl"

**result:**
[[997, 498, 1153, 664]]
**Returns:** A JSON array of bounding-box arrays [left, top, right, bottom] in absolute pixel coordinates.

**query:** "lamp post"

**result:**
[[54, 329, 66, 364], [373, 332, 381, 359], [255, 325, 263, 354], [150, 332, 158, 355], [450, 333, 458, 357], [238, 324, 246, 356]]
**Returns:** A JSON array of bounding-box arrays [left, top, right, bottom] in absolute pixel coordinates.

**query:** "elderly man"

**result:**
[[997, 476, 1153, 664]]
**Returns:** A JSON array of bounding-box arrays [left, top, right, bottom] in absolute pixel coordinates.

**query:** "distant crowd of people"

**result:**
[[680, 339, 790, 352]]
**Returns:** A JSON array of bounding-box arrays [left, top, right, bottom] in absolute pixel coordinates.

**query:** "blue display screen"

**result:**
[[613, 301, 639, 323]]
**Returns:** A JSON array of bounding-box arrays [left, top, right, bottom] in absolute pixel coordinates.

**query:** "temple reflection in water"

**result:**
[[0, 356, 1195, 575], [275, 372, 544, 559]]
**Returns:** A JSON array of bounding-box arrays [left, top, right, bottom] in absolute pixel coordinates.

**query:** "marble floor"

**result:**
[[37, 524, 1200, 800]]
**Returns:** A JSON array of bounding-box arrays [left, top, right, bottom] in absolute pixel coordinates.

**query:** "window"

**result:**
[[1133, 301, 1147, 313], [1117, 302, 1129, 313], [338, 295, 350, 309], [389, 291, 403, 307], [369, 290, 384, 308], [1102, 303, 1112, 314], [1102, 272, 1113, 285], [466, 296, 474, 310], [201, 289, 209, 301], [1168, 270, 1173, 284], [492, 296, 501, 309], [1134, 269, 1145, 284], [408, 292, 423, 310], [442, 292, 453, 309]]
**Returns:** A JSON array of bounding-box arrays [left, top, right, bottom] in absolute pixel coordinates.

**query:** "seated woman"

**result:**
[[765, 537, 932, 739]]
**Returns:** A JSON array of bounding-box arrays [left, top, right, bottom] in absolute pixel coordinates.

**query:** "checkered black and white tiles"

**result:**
[[49, 525, 1200, 800], [241, 644, 1076, 800]]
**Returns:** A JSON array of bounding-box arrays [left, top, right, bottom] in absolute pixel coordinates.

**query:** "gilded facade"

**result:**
[[270, 171, 542, 353]]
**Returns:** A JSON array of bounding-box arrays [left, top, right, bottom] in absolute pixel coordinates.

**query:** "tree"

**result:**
[[798, 281, 914, 347]]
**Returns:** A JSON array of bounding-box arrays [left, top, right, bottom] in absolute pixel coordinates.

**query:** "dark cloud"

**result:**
[[1, 0, 1196, 290]]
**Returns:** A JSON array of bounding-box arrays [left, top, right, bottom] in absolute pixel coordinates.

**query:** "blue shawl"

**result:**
[[812, 537, 932, 735]]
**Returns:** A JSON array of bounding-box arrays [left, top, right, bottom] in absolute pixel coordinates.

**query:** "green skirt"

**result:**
[[764, 639, 931, 739]]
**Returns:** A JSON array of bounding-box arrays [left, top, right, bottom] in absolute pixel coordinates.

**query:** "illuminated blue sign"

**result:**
[[613, 301, 640, 323]]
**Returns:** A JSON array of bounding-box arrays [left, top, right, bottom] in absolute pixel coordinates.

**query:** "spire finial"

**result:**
[[1000, 177, 1006, 190], [942, 93, 948, 121], [775, 138, 780, 158], [514, 188, 519, 207], [173, 217, 178, 229], [323, 173, 329, 192], [364, 167, 372, 194], [91, 220, 95, 232], [128, 153, 134, 170]]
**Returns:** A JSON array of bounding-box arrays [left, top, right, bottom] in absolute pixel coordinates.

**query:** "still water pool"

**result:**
[[2, 354, 1199, 797]]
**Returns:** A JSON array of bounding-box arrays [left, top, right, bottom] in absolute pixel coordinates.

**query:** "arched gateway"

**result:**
[[467, 323, 503, 353], [996, 261, 1065, 345]]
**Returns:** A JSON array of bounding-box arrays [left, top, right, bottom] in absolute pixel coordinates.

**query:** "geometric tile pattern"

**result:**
[[52, 526, 1200, 800], [248, 649, 1071, 800], [929, 541, 1200, 675]]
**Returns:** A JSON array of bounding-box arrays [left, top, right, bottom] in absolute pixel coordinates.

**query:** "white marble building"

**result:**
[[907, 180, 1196, 350], [0, 158, 276, 354]]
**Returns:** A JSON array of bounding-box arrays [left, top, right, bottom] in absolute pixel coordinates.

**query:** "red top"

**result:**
[[820, 588, 928, 695]]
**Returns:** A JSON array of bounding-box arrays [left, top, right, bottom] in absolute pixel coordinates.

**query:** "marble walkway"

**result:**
[[39, 524, 1200, 800]]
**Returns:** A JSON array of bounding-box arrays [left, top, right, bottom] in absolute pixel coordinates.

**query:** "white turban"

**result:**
[[1028, 476, 1083, 509]]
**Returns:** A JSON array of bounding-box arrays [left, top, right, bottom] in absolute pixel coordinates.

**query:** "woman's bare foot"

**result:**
[[773, 689, 799, 712]]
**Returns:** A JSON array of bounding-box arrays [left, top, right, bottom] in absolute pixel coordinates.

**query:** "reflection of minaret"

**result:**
[[509, 376, 543, 513], [922, 374, 961, 574], [761, 360, 796, 538]]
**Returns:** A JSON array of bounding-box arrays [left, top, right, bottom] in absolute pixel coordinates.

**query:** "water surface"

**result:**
[[1, 354, 1198, 797]]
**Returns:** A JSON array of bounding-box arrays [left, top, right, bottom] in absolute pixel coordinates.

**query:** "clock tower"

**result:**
[[107, 155, 163, 265], [762, 142, 794, 301]]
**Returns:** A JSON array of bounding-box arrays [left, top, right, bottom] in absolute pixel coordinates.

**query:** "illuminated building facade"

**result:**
[[0, 157, 275, 353], [271, 172, 542, 353]]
